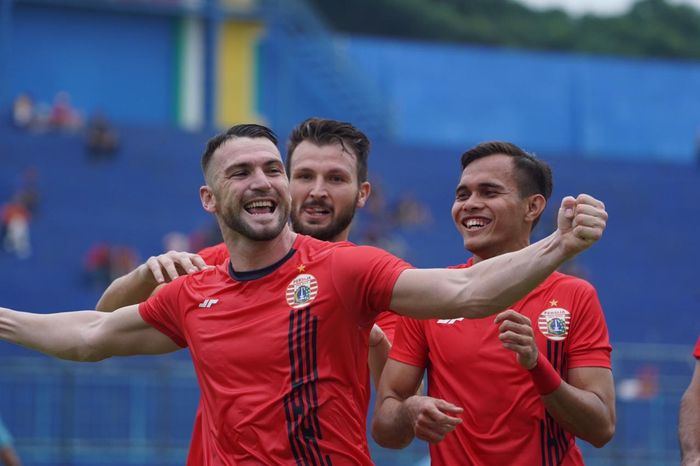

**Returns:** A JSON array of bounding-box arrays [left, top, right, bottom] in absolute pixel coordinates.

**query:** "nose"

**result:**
[[461, 193, 483, 212], [309, 176, 327, 199], [249, 168, 273, 191]]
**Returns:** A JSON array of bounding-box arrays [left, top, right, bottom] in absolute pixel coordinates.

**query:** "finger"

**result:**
[[557, 196, 576, 231], [415, 428, 447, 444], [174, 256, 199, 274], [190, 255, 212, 270], [575, 193, 605, 210], [498, 320, 534, 336], [493, 309, 521, 324], [160, 259, 181, 282], [435, 399, 464, 412], [494, 310, 529, 325], [499, 330, 535, 346], [573, 225, 604, 243], [146, 257, 166, 284]]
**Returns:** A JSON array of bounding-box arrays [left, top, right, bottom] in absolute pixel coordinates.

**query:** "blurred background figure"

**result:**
[[48, 91, 82, 131], [1, 196, 31, 259], [0, 416, 21, 466], [86, 112, 119, 159], [11, 94, 34, 129]]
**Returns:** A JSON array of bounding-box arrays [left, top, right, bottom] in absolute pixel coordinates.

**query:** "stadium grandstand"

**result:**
[[0, 0, 699, 465]]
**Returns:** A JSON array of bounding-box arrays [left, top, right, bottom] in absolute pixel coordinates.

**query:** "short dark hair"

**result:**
[[460, 141, 553, 228], [286, 118, 370, 183], [201, 124, 278, 176]]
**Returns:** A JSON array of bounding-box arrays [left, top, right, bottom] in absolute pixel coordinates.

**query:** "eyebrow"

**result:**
[[455, 182, 505, 193]]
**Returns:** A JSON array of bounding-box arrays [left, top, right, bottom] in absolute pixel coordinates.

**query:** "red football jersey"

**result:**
[[694, 337, 700, 359], [390, 259, 612, 466], [140, 234, 410, 465], [195, 242, 399, 342]]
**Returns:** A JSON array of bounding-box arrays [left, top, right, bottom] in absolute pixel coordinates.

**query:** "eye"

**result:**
[[293, 172, 313, 181], [229, 171, 247, 179], [455, 191, 469, 201], [483, 190, 498, 198], [329, 175, 345, 183]]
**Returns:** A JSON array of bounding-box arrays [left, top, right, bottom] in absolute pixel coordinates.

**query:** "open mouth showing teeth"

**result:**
[[304, 206, 331, 216], [463, 218, 490, 230], [244, 200, 276, 215]]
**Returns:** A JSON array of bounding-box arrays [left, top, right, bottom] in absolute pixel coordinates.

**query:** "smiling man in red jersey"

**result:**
[[372, 141, 615, 466]]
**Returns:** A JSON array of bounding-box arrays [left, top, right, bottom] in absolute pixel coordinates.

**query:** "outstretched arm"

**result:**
[[96, 251, 210, 311], [391, 195, 607, 319], [372, 359, 462, 448], [0, 305, 180, 361], [680, 360, 700, 466]]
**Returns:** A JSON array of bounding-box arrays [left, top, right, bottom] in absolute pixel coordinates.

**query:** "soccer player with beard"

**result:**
[[0, 127, 609, 465], [371, 142, 615, 466], [95, 118, 396, 464]]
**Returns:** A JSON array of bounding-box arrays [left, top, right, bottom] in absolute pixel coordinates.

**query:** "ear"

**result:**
[[200, 185, 217, 213], [356, 181, 372, 208], [524, 194, 546, 224]]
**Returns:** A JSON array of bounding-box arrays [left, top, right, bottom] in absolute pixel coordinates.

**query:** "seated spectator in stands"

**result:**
[[0, 416, 21, 466], [49, 92, 82, 131], [12, 94, 34, 129], [1, 197, 32, 259], [86, 112, 119, 159]]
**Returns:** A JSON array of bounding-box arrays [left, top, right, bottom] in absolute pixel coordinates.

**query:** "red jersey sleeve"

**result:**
[[567, 280, 612, 370], [389, 316, 429, 369], [138, 278, 188, 348], [330, 245, 412, 325], [375, 311, 398, 344], [694, 337, 700, 359], [196, 242, 228, 265]]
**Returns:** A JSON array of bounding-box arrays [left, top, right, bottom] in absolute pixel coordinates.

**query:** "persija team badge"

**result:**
[[537, 307, 571, 341], [286, 274, 319, 309]]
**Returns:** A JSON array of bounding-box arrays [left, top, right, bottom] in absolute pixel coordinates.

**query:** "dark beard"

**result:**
[[291, 202, 356, 242]]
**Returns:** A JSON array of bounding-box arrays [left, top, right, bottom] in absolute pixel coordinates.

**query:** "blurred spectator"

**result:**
[[83, 243, 139, 289], [109, 246, 138, 281], [49, 92, 82, 131], [391, 193, 432, 228], [83, 243, 112, 290], [617, 365, 659, 401], [12, 94, 34, 129], [0, 415, 21, 466], [1, 197, 32, 259], [86, 112, 119, 159], [163, 231, 191, 253], [14, 168, 40, 215]]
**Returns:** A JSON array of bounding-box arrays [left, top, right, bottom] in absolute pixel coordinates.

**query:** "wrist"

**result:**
[[528, 352, 562, 395]]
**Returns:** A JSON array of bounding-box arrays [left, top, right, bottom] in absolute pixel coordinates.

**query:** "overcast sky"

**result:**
[[516, 0, 700, 16]]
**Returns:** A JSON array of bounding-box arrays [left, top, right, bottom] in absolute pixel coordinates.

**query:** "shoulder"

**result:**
[[197, 242, 228, 264], [544, 271, 597, 295]]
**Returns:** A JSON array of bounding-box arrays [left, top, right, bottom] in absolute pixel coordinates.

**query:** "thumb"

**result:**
[[557, 196, 576, 232]]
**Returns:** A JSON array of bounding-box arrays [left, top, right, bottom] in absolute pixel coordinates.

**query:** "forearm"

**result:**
[[96, 265, 157, 312], [371, 396, 415, 449], [457, 232, 566, 317], [680, 383, 700, 465], [0, 307, 104, 361], [542, 382, 615, 447], [368, 333, 391, 389], [393, 232, 568, 319]]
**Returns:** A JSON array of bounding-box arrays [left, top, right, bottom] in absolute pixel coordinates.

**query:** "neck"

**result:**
[[223, 225, 297, 272]]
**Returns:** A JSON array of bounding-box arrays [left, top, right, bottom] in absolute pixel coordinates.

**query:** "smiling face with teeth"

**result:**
[[201, 136, 292, 242], [451, 154, 545, 263], [288, 140, 370, 242]]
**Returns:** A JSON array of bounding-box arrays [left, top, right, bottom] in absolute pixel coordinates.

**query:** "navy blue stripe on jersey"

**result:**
[[540, 340, 571, 466], [283, 308, 332, 466]]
